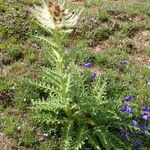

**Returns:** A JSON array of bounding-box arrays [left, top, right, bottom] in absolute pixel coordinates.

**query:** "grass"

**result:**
[[0, 0, 150, 149]]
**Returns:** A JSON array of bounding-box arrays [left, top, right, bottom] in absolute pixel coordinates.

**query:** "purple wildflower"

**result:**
[[147, 116, 150, 122], [84, 62, 91, 67], [147, 81, 150, 87], [141, 106, 149, 111], [146, 65, 150, 69], [119, 128, 127, 137], [140, 125, 147, 131], [135, 139, 142, 147], [141, 112, 146, 115], [132, 120, 138, 126], [91, 72, 96, 79], [121, 105, 133, 114], [141, 113, 149, 120], [121, 105, 127, 112], [124, 95, 132, 102], [126, 106, 133, 114], [120, 60, 127, 65]]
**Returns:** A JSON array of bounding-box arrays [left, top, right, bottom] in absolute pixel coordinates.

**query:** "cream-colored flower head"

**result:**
[[30, 0, 83, 32]]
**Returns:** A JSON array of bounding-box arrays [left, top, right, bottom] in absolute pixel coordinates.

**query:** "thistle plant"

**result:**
[[30, 0, 78, 122], [29, 0, 150, 149]]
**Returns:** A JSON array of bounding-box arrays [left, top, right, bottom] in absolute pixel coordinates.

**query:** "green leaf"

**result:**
[[60, 121, 73, 150], [33, 35, 57, 48], [65, 74, 71, 93], [87, 131, 101, 150], [73, 125, 87, 150], [95, 127, 111, 150], [42, 68, 62, 88], [108, 132, 128, 149]]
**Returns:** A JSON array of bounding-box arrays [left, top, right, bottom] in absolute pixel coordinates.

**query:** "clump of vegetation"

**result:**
[[0, 0, 150, 149], [29, 0, 150, 149]]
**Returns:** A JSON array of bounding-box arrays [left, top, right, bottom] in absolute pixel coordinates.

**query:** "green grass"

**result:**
[[0, 0, 150, 149]]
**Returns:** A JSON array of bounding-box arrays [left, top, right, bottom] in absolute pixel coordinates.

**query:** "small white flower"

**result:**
[[30, 0, 83, 32], [17, 126, 21, 130], [43, 133, 48, 137]]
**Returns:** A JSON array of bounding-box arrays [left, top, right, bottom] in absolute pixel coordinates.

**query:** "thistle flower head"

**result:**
[[30, 0, 83, 32]]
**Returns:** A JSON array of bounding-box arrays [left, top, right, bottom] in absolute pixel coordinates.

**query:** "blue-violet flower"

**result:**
[[126, 106, 133, 114], [91, 72, 96, 79], [140, 125, 147, 131], [121, 105, 127, 112], [120, 128, 127, 137], [120, 60, 127, 65], [121, 105, 133, 114], [142, 113, 149, 120], [124, 95, 132, 102], [132, 120, 138, 126], [135, 139, 142, 147], [141, 106, 149, 111], [147, 81, 150, 87], [84, 62, 91, 67]]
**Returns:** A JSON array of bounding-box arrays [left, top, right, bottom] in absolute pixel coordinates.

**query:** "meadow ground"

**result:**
[[0, 0, 150, 149]]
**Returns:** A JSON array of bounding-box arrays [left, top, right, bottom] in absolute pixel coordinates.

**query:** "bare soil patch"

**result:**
[[129, 54, 150, 66], [90, 40, 109, 54], [69, 0, 84, 7], [132, 30, 150, 53], [0, 133, 11, 150]]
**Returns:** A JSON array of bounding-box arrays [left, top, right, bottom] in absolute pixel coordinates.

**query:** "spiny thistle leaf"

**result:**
[[60, 121, 73, 150], [73, 125, 88, 150], [87, 131, 101, 150], [95, 127, 111, 150], [108, 133, 128, 149], [32, 97, 67, 111], [33, 35, 57, 47], [42, 68, 62, 88]]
